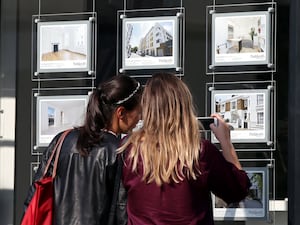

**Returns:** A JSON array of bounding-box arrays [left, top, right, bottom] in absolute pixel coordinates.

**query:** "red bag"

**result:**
[[21, 130, 71, 225]]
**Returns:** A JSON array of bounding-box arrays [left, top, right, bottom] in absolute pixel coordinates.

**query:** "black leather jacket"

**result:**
[[23, 129, 127, 225]]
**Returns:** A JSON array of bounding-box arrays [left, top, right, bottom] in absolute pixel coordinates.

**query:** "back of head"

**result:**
[[128, 72, 201, 185], [77, 75, 142, 155], [142, 73, 196, 135]]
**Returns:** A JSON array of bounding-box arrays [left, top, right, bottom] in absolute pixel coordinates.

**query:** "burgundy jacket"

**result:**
[[122, 140, 251, 225]]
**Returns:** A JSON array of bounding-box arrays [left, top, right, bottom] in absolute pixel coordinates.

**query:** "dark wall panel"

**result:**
[[288, 0, 300, 224]]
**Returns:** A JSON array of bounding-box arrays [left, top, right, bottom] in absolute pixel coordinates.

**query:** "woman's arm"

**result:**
[[209, 113, 242, 170], [206, 114, 250, 204]]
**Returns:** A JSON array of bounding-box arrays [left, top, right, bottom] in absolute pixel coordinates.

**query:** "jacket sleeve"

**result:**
[[115, 180, 127, 225], [113, 137, 128, 225], [109, 151, 128, 225], [22, 132, 62, 212], [203, 140, 251, 204]]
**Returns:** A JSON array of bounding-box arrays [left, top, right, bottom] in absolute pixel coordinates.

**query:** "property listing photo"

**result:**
[[211, 11, 270, 66], [37, 20, 92, 73], [210, 89, 270, 143], [121, 15, 179, 70], [35, 95, 88, 147], [213, 167, 268, 221]]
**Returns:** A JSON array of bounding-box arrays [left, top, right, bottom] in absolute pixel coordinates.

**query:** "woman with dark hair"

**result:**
[[23, 75, 142, 225], [118, 73, 251, 225]]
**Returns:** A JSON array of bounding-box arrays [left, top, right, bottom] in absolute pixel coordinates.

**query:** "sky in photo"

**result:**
[[126, 19, 174, 47]]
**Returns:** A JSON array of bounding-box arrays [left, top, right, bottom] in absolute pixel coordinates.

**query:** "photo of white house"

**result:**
[[212, 11, 269, 65], [211, 89, 269, 142], [122, 16, 177, 69]]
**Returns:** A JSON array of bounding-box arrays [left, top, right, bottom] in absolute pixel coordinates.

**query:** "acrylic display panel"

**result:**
[[36, 20, 92, 73], [121, 16, 179, 70], [211, 11, 270, 67], [211, 89, 270, 143], [213, 167, 269, 221], [36, 94, 89, 147]]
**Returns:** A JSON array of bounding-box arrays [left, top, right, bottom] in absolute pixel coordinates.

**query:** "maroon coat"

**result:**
[[122, 140, 251, 225]]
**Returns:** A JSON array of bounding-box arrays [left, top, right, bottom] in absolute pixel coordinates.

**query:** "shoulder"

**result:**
[[52, 129, 79, 143], [200, 139, 219, 153], [64, 129, 79, 141], [101, 132, 121, 149], [200, 139, 222, 160], [89, 132, 121, 163]]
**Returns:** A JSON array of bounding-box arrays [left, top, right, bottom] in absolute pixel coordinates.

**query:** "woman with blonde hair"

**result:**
[[118, 72, 250, 225]]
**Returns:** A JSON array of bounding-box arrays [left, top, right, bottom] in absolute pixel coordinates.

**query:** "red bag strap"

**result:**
[[43, 129, 72, 178]]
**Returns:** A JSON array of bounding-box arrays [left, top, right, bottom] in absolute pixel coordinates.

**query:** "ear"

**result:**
[[116, 106, 126, 120]]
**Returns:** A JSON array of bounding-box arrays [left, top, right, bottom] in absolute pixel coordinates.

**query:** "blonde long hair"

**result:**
[[118, 73, 201, 186]]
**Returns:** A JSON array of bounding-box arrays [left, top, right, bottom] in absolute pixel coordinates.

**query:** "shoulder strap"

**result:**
[[43, 129, 72, 178]]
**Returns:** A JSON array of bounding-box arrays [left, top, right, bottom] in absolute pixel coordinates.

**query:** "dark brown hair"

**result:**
[[77, 75, 142, 155]]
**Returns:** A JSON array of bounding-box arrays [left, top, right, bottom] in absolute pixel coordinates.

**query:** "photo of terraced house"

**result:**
[[122, 16, 177, 69], [211, 89, 269, 142]]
